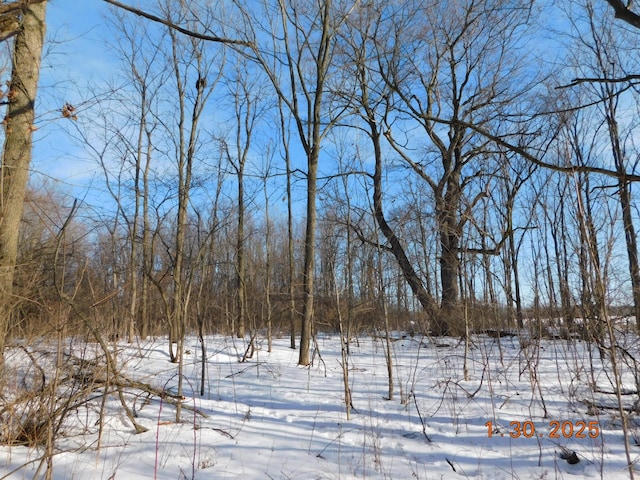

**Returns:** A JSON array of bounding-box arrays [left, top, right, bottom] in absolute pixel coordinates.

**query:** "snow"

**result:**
[[1, 333, 638, 479]]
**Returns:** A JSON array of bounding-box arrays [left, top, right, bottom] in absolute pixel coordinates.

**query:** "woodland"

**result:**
[[1, 0, 640, 478]]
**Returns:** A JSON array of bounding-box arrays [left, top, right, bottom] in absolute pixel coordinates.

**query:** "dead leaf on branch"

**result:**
[[61, 103, 77, 121]]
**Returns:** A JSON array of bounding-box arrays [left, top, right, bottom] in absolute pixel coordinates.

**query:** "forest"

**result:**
[[2, 0, 640, 478]]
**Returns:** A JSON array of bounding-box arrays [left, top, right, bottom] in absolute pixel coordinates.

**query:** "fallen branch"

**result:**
[[582, 398, 638, 414]]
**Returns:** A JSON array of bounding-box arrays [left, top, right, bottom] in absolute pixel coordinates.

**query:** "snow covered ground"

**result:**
[[1, 332, 638, 479]]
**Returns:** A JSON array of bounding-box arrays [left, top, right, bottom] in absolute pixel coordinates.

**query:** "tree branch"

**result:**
[[434, 118, 640, 182], [102, 0, 252, 46], [604, 0, 640, 29], [351, 223, 393, 252], [559, 73, 640, 88]]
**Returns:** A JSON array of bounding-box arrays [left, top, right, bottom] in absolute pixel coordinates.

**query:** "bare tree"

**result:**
[[586, 3, 640, 329], [342, 2, 530, 334], [0, 0, 46, 370], [163, 8, 219, 375], [277, 95, 297, 349], [362, 0, 536, 335], [337, 3, 438, 335], [117, 18, 163, 343], [236, 0, 352, 365], [219, 54, 263, 339], [563, 1, 640, 328]]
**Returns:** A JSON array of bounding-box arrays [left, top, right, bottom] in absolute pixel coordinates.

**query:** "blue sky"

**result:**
[[31, 1, 139, 201], [31, 2, 107, 192]]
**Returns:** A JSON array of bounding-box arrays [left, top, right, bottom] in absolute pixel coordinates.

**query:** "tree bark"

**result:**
[[0, 1, 46, 43], [434, 166, 463, 335], [0, 0, 46, 369], [285, 123, 296, 350], [299, 150, 318, 365]]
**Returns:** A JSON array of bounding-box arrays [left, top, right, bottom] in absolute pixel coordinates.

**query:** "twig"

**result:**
[[410, 391, 432, 442]]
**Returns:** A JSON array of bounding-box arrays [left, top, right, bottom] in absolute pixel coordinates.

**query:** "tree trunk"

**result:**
[[299, 152, 318, 365], [606, 110, 640, 330], [264, 177, 272, 352], [439, 228, 459, 334], [435, 172, 462, 336], [127, 88, 147, 344], [354, 50, 438, 333], [278, 95, 296, 349], [619, 181, 640, 330], [553, 188, 574, 329], [294, 0, 334, 367], [576, 175, 605, 342], [0, 0, 46, 369], [236, 166, 246, 338], [140, 131, 153, 339], [369, 125, 436, 323], [286, 152, 296, 349], [507, 230, 524, 328]]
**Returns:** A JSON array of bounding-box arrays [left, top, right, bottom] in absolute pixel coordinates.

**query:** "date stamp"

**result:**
[[485, 420, 600, 439]]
